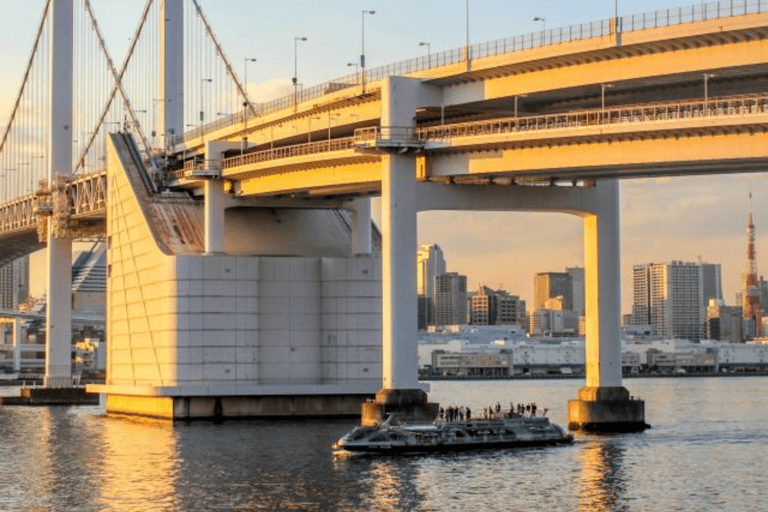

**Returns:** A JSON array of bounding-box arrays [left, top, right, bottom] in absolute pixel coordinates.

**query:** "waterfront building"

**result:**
[[566, 266, 585, 315], [469, 286, 526, 326], [529, 308, 579, 336], [0, 256, 29, 311], [632, 261, 722, 341], [417, 243, 446, 326], [706, 299, 743, 343], [533, 271, 573, 311], [435, 272, 467, 326]]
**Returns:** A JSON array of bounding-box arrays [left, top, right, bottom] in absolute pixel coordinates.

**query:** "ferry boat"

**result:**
[[333, 414, 573, 454]]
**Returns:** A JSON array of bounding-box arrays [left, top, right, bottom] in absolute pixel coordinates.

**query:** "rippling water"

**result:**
[[1, 377, 766, 511]]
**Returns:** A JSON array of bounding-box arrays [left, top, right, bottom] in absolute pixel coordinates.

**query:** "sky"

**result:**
[[2, 0, 766, 313]]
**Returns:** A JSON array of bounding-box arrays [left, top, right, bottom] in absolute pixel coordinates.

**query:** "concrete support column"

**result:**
[[583, 179, 622, 389], [204, 179, 226, 254], [380, 154, 418, 390], [160, 0, 184, 148], [350, 198, 372, 255], [568, 179, 647, 432], [360, 76, 442, 426], [45, 0, 73, 388]]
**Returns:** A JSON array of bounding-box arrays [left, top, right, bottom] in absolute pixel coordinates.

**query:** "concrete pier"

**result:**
[[0, 387, 99, 406]]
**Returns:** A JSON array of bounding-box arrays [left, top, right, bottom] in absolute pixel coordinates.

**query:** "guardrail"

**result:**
[[172, 0, 768, 147], [416, 93, 768, 141], [170, 92, 768, 183]]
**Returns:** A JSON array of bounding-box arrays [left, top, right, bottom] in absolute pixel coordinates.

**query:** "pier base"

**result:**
[[0, 387, 99, 406], [568, 386, 649, 432], [100, 392, 373, 421], [361, 388, 439, 426]]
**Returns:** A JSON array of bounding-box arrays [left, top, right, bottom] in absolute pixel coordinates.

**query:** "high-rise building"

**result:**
[[435, 272, 467, 326], [534, 272, 573, 311], [706, 299, 743, 343], [417, 243, 446, 326], [495, 291, 526, 326], [631, 261, 720, 341], [0, 256, 29, 310], [469, 286, 526, 326], [566, 267, 585, 315]]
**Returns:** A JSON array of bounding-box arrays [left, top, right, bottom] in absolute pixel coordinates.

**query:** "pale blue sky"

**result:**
[[2, 0, 765, 311]]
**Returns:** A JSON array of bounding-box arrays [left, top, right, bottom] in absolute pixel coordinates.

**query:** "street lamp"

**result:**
[[601, 83, 614, 123], [533, 17, 546, 44], [244, 58, 257, 103], [419, 41, 431, 67], [361, 10, 375, 92], [347, 62, 359, 83], [704, 73, 716, 104], [200, 78, 213, 124], [293, 37, 307, 110]]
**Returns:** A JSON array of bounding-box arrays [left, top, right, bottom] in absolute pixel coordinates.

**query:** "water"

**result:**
[[0, 377, 766, 511]]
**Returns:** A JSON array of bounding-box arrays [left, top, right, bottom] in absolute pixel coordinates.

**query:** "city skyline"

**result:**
[[2, 1, 766, 315]]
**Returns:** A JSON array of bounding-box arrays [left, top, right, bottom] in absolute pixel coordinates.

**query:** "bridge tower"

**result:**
[[44, 0, 74, 388], [159, 0, 184, 149]]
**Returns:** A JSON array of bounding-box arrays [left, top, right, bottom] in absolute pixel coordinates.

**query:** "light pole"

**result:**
[[243, 58, 257, 101], [601, 83, 614, 122], [200, 78, 213, 125], [347, 62, 359, 83], [419, 41, 431, 67], [293, 37, 307, 110], [704, 73, 716, 104], [533, 17, 546, 44], [361, 10, 375, 93]]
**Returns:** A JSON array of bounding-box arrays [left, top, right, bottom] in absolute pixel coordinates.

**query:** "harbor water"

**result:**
[[1, 376, 766, 511]]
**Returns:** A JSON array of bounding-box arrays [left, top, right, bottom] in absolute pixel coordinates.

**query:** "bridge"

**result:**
[[0, 0, 766, 428]]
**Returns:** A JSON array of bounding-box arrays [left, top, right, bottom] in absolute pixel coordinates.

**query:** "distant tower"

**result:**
[[742, 192, 762, 338]]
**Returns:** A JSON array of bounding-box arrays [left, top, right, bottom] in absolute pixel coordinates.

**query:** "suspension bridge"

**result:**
[[0, 0, 766, 427]]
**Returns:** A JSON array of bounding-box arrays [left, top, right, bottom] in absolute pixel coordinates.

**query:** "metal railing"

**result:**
[[354, 126, 416, 144], [222, 137, 356, 169], [416, 93, 768, 141], [174, 137, 358, 180], [172, 0, 767, 147], [171, 93, 768, 182]]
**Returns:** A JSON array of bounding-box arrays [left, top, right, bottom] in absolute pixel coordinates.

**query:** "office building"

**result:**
[[0, 256, 29, 310], [566, 267, 585, 315], [632, 261, 721, 341], [706, 299, 743, 343], [435, 272, 467, 326], [417, 243, 446, 326], [469, 286, 526, 326], [534, 271, 573, 311]]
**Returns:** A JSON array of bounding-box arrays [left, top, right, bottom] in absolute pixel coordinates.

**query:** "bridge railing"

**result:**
[[173, 1, 767, 147], [416, 93, 768, 141]]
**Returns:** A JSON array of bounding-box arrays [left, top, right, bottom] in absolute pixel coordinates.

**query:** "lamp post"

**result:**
[[243, 58, 257, 102], [200, 78, 213, 124], [293, 37, 307, 110], [347, 62, 359, 83], [419, 41, 431, 67], [361, 10, 375, 93], [533, 17, 546, 44], [704, 73, 716, 103], [601, 83, 614, 123]]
